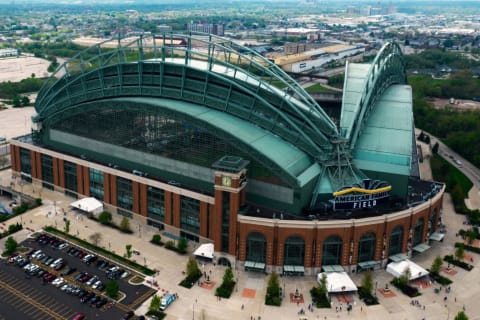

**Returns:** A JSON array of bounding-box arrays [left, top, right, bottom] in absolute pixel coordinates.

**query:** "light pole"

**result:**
[[192, 300, 196, 320]]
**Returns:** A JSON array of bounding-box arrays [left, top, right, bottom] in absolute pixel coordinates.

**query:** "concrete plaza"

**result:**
[[1, 168, 480, 320]]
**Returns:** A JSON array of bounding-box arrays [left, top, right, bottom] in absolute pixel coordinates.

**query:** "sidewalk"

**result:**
[[2, 167, 480, 320]]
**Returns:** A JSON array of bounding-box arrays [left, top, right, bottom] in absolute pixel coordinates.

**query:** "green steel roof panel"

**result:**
[[340, 63, 370, 137], [296, 163, 322, 187], [120, 97, 315, 182], [353, 85, 412, 175]]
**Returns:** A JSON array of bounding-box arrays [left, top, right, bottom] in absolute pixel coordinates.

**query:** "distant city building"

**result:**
[[0, 48, 18, 57], [156, 25, 172, 33], [187, 23, 224, 36], [271, 28, 322, 41]]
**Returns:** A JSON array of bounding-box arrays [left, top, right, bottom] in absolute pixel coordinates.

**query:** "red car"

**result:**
[[72, 313, 85, 320]]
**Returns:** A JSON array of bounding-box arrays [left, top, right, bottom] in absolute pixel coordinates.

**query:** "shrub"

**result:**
[[429, 271, 452, 286], [444, 254, 473, 271], [176, 238, 188, 254], [391, 277, 421, 297], [151, 234, 162, 245], [98, 211, 112, 225], [165, 240, 175, 250], [455, 242, 480, 254], [358, 286, 379, 305]]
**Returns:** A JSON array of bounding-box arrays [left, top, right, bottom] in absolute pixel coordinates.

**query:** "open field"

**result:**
[[0, 56, 50, 82]]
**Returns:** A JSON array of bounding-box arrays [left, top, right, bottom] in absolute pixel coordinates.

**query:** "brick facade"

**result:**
[[10, 142, 445, 272]]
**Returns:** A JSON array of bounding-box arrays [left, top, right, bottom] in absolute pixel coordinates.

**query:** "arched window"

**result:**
[[413, 218, 424, 246], [389, 226, 403, 256], [358, 232, 376, 263], [429, 209, 437, 233], [246, 232, 267, 263], [322, 236, 343, 266], [284, 236, 305, 266]]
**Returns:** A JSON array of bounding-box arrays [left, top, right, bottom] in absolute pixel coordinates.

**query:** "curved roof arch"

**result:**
[[340, 42, 406, 149], [35, 33, 338, 160], [45, 96, 320, 188]]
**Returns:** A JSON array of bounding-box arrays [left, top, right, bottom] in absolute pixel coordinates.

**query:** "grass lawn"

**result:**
[[305, 83, 335, 92]]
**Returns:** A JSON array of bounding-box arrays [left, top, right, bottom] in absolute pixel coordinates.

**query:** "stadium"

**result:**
[[10, 34, 444, 275]]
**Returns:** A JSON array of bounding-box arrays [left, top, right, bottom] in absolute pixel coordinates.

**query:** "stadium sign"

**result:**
[[330, 179, 391, 211]]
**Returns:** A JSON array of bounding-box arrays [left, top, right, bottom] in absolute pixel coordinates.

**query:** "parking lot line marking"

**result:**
[[128, 288, 156, 308], [0, 271, 66, 320]]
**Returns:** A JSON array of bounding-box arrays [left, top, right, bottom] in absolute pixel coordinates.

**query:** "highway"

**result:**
[[419, 129, 480, 188]]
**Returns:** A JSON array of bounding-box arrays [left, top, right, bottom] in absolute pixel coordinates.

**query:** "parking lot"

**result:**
[[0, 233, 156, 319]]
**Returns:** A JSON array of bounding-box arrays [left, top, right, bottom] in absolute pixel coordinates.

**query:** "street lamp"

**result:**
[[192, 300, 197, 320]]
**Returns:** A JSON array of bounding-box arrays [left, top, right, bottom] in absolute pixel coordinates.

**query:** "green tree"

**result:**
[[466, 231, 476, 245], [12, 96, 21, 108], [64, 219, 70, 233], [454, 311, 469, 320], [21, 96, 30, 106], [126, 244, 132, 258], [4, 236, 18, 254], [98, 211, 112, 225], [186, 256, 201, 280], [399, 267, 411, 287], [455, 245, 465, 261], [318, 272, 328, 296], [149, 294, 160, 312], [431, 256, 443, 274], [265, 271, 281, 306], [119, 216, 131, 233], [151, 234, 162, 245], [105, 280, 120, 298], [361, 271, 373, 296], [223, 267, 234, 285], [176, 237, 188, 253]]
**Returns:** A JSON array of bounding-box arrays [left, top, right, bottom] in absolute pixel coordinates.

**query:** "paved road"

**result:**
[[415, 129, 480, 209]]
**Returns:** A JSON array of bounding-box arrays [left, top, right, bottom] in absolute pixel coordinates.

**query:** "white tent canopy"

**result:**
[[386, 259, 429, 280], [318, 272, 358, 293], [194, 243, 214, 259], [70, 197, 103, 216]]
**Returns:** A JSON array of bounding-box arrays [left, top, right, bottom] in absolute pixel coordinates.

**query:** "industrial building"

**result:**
[[10, 33, 443, 275]]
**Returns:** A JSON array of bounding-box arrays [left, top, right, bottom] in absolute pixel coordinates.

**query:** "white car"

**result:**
[[31, 250, 42, 259], [92, 280, 102, 289], [52, 277, 65, 287], [58, 243, 69, 250], [50, 258, 63, 268], [60, 284, 69, 291], [87, 276, 99, 286]]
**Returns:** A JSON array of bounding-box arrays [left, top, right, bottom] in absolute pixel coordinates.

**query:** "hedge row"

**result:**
[[391, 278, 421, 297], [43, 226, 155, 275], [429, 271, 453, 286], [0, 223, 23, 239], [454, 242, 480, 254], [443, 254, 473, 271]]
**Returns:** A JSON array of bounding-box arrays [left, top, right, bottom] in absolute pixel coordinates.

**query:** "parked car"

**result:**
[[52, 277, 65, 287], [121, 311, 134, 320], [63, 266, 77, 276], [71, 313, 85, 320], [95, 298, 108, 308], [86, 275, 99, 286]]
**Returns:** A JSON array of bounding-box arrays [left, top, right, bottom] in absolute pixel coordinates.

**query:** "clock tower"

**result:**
[[211, 156, 249, 262]]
